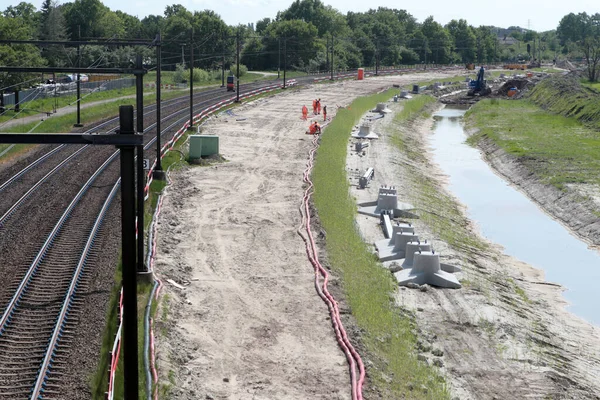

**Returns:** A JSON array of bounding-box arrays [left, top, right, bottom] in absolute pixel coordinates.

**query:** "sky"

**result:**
[[27, 0, 600, 32]]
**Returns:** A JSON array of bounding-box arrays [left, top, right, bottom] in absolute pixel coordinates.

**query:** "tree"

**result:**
[[0, 8, 47, 89], [558, 12, 600, 81], [446, 19, 476, 63], [39, 1, 69, 66], [264, 20, 320, 70]]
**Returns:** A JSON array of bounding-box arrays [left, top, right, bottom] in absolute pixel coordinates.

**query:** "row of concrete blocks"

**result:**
[[375, 220, 461, 289], [359, 186, 462, 289]]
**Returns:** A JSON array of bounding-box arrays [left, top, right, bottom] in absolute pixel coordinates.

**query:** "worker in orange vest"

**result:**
[[316, 98, 321, 115], [302, 105, 308, 120], [323, 105, 327, 121], [308, 121, 321, 135], [312, 99, 317, 115]]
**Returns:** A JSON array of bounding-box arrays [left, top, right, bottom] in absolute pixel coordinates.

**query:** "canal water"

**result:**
[[430, 106, 600, 326]]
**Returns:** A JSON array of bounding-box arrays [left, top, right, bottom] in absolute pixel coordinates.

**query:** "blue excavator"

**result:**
[[467, 66, 492, 96]]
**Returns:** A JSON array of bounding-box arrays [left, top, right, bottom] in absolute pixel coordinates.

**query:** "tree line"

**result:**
[[1, 0, 599, 89]]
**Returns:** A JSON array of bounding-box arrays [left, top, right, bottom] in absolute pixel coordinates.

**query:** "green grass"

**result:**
[[312, 89, 449, 399], [465, 98, 600, 189], [580, 79, 600, 92]]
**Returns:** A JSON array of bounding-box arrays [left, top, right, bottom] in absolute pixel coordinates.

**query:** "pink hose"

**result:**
[[297, 134, 365, 400]]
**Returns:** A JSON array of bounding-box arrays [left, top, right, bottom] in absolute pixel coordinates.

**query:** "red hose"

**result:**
[[297, 134, 365, 400]]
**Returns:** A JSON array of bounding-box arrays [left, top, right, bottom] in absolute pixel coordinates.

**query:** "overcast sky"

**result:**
[[29, 0, 600, 32]]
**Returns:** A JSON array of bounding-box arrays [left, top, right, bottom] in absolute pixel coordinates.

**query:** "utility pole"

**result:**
[[135, 55, 145, 274], [278, 37, 281, 79], [118, 105, 139, 400], [423, 39, 427, 70], [188, 28, 194, 130], [375, 38, 379, 75], [326, 36, 329, 74], [221, 33, 225, 87], [154, 32, 165, 179], [330, 34, 334, 80], [283, 37, 287, 88], [74, 25, 83, 127], [236, 29, 240, 102]]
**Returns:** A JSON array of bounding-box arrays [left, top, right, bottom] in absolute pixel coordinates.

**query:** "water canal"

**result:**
[[430, 106, 600, 326]]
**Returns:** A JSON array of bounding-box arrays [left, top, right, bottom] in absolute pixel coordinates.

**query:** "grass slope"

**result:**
[[312, 90, 449, 399], [465, 97, 600, 189]]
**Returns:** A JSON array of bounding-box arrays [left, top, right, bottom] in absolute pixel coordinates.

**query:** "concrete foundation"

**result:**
[[375, 103, 392, 113], [351, 123, 379, 139], [394, 251, 461, 289], [377, 231, 420, 262], [358, 186, 414, 218]]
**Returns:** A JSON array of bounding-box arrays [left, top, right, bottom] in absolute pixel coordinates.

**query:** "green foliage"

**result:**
[[312, 90, 450, 399], [229, 64, 248, 77], [557, 12, 600, 81]]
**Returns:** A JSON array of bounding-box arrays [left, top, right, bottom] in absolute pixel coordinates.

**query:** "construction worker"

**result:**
[[316, 98, 321, 115], [302, 105, 308, 120], [312, 99, 317, 115], [323, 105, 327, 121], [308, 121, 321, 135]]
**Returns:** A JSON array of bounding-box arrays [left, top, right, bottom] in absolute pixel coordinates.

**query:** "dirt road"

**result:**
[[153, 72, 453, 399]]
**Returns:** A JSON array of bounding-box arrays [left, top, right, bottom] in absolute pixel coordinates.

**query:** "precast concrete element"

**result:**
[[394, 251, 461, 289], [351, 123, 379, 139], [359, 167, 374, 189], [377, 231, 420, 262], [381, 213, 393, 239], [400, 90, 412, 99], [375, 103, 392, 113], [357, 185, 414, 218], [376, 222, 414, 244], [400, 241, 462, 272], [355, 141, 369, 152]]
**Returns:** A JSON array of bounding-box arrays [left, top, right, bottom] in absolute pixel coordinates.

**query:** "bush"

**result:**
[[229, 64, 248, 77], [172, 63, 186, 83], [192, 68, 210, 82]]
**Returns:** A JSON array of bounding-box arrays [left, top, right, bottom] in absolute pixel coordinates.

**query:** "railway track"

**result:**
[[0, 78, 287, 399]]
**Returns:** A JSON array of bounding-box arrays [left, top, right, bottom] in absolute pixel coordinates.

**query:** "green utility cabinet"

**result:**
[[189, 135, 219, 158]]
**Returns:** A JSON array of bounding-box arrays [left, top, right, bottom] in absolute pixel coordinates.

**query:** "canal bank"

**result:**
[[350, 95, 600, 399], [431, 107, 600, 326]]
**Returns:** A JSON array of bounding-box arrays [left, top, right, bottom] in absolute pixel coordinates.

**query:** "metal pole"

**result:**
[[118, 105, 139, 400], [14, 90, 19, 113], [74, 25, 83, 127], [283, 37, 287, 89], [75, 42, 83, 127], [331, 34, 334, 81], [326, 36, 329, 75], [236, 30, 240, 103], [188, 28, 194, 130], [375, 38, 379, 76], [135, 55, 145, 273], [221, 34, 225, 88], [154, 32, 164, 178], [278, 37, 281, 79]]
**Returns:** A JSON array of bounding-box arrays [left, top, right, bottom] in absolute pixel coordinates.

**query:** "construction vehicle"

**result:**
[[467, 66, 492, 96], [226, 75, 236, 92]]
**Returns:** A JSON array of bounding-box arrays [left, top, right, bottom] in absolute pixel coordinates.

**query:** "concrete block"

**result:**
[[375, 103, 392, 113], [358, 186, 415, 218], [351, 123, 379, 139], [376, 231, 419, 262], [401, 241, 461, 273], [394, 251, 461, 289]]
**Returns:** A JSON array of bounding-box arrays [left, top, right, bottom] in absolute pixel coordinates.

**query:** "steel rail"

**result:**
[[30, 179, 121, 399], [0, 153, 116, 335]]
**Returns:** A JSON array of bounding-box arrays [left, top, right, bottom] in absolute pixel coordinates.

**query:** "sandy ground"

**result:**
[[348, 100, 600, 399], [153, 72, 455, 399]]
